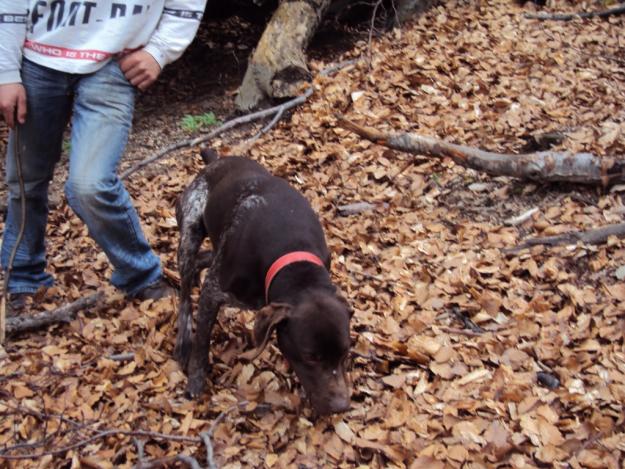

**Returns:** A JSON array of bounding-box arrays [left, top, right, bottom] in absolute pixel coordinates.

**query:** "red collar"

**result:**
[[265, 251, 325, 303]]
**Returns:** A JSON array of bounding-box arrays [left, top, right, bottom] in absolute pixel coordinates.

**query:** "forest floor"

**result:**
[[1, 0, 624, 467]]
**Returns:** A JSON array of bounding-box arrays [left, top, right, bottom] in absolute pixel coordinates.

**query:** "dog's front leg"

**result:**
[[185, 270, 227, 398]]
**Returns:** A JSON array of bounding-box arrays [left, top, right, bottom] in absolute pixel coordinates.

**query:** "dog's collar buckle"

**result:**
[[264, 251, 325, 303]]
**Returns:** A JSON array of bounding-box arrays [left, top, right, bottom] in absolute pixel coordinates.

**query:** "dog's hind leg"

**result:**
[[194, 250, 214, 282], [185, 267, 227, 398], [174, 177, 209, 371]]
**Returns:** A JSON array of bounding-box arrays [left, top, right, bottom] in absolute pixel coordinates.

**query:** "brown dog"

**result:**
[[174, 150, 351, 415]]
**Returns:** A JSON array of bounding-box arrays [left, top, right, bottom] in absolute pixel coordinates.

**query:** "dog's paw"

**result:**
[[185, 372, 207, 399], [173, 342, 191, 372]]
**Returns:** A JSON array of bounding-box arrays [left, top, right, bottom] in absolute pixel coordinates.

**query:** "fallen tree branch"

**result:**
[[233, 104, 287, 154], [108, 352, 135, 362], [504, 207, 539, 226], [449, 307, 484, 334], [336, 116, 625, 186], [5, 292, 103, 336], [524, 2, 625, 21], [244, 105, 285, 147], [337, 201, 377, 216], [0, 428, 201, 460], [504, 222, 625, 254], [0, 399, 254, 463], [121, 60, 360, 180], [120, 91, 312, 180]]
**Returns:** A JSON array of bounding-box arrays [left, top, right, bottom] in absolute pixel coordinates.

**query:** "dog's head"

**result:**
[[242, 291, 352, 415]]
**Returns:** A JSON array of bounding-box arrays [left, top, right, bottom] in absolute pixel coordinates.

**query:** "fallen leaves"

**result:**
[[1, 0, 625, 466]]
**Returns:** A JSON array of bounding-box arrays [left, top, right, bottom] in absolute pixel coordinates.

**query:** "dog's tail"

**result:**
[[200, 147, 219, 165]]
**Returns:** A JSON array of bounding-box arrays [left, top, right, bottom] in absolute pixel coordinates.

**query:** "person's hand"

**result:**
[[119, 50, 162, 91], [0, 83, 27, 128]]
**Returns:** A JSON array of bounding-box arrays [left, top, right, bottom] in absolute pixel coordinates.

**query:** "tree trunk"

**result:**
[[235, 0, 331, 112], [395, 0, 435, 24]]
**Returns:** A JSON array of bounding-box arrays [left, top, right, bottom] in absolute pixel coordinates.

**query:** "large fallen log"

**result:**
[[235, 0, 332, 111], [336, 116, 625, 186], [6, 292, 103, 337], [524, 2, 625, 21]]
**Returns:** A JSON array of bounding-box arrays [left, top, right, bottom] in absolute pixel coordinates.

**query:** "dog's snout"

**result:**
[[313, 390, 351, 415], [307, 371, 351, 415], [328, 394, 351, 414]]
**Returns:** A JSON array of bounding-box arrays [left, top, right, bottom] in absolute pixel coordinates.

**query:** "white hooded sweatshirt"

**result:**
[[0, 0, 206, 85]]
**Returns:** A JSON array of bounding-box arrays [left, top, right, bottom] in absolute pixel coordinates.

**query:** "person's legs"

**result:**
[[64, 60, 162, 296], [1, 59, 72, 293]]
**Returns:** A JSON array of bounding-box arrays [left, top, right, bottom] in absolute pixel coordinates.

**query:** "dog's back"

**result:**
[[199, 155, 329, 307]]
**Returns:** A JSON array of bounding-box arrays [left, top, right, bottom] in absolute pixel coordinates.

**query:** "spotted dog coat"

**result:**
[[174, 150, 352, 415]]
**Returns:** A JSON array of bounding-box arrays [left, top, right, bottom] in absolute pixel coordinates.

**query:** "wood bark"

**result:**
[[504, 222, 625, 254], [395, 0, 435, 24], [235, 0, 331, 111], [336, 116, 625, 186], [6, 292, 103, 337], [524, 2, 625, 21]]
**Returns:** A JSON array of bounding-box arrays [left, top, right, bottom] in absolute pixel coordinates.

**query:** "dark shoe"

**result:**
[[133, 279, 175, 301], [7, 292, 34, 316]]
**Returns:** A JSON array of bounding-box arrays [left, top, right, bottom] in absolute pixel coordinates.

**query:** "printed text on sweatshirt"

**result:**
[[0, 0, 206, 84]]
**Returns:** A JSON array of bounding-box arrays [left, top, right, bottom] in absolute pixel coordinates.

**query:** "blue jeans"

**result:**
[[1, 59, 162, 295]]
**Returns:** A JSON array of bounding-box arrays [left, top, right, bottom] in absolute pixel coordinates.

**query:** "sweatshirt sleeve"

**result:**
[[0, 0, 27, 84], [142, 0, 207, 69]]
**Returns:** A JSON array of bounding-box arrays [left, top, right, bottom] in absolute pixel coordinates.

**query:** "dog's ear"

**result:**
[[336, 294, 354, 318], [240, 303, 291, 361]]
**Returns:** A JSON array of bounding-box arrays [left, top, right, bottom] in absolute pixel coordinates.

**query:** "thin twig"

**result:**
[[201, 400, 250, 469], [367, 0, 384, 68], [437, 326, 484, 338], [133, 438, 146, 465], [0, 400, 254, 463], [1, 127, 26, 343], [317, 58, 360, 77], [1, 402, 95, 431], [236, 106, 286, 152], [201, 432, 217, 469], [449, 307, 484, 334], [0, 429, 201, 460], [176, 455, 203, 469], [255, 106, 285, 140]]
